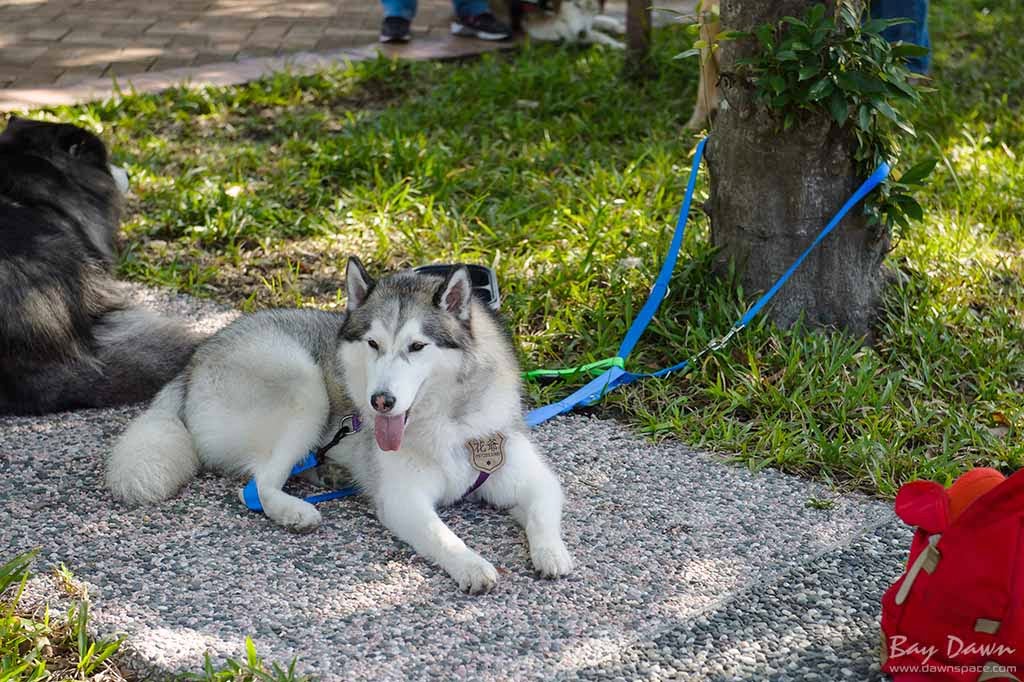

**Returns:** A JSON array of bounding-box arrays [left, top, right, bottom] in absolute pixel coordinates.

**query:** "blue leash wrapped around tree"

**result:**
[[525, 137, 890, 426]]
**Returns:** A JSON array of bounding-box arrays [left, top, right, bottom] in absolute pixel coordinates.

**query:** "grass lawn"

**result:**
[[37, 0, 1023, 498]]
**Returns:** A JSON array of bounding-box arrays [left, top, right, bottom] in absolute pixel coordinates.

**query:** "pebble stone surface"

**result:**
[[0, 287, 907, 680]]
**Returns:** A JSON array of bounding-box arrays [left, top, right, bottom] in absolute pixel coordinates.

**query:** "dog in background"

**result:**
[[0, 118, 200, 415], [507, 0, 626, 48]]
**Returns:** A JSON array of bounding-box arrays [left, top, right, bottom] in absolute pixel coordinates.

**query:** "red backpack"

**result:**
[[881, 469, 1024, 681]]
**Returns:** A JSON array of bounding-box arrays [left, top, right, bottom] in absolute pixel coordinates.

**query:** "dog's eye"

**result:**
[[408, 342, 426, 353], [367, 339, 379, 350]]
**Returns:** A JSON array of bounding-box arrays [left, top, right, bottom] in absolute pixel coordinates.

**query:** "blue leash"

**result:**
[[525, 138, 891, 427], [243, 414, 362, 513], [245, 137, 890, 510]]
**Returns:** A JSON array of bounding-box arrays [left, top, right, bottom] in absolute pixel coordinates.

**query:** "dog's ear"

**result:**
[[1, 115, 29, 139], [55, 125, 108, 167], [346, 256, 374, 312], [434, 266, 472, 322]]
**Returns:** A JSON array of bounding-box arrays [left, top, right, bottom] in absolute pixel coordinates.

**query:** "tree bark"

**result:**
[[624, 0, 653, 78], [706, 0, 886, 335]]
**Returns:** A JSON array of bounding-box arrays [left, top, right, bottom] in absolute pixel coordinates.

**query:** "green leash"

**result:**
[[522, 356, 624, 382]]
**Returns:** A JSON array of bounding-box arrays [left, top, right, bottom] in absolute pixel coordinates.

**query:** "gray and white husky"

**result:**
[[106, 257, 573, 593]]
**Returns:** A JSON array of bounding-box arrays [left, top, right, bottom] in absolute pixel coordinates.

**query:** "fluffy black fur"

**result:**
[[0, 117, 200, 414]]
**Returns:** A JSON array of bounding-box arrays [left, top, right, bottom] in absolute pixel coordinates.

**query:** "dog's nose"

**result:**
[[371, 391, 396, 413]]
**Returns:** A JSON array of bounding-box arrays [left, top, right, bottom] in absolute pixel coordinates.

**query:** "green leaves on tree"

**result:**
[[686, 1, 937, 233]]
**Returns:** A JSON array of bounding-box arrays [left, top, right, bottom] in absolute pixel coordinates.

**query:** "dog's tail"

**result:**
[[93, 307, 202, 406], [0, 304, 204, 415], [105, 374, 199, 503]]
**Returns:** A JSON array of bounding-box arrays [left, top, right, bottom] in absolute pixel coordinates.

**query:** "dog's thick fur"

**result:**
[[107, 258, 573, 593], [0, 117, 200, 414]]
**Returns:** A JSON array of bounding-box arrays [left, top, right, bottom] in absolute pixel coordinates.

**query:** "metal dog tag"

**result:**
[[466, 433, 506, 474]]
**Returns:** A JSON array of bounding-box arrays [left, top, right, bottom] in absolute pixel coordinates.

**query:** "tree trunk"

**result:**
[[706, 0, 887, 335], [624, 0, 654, 78]]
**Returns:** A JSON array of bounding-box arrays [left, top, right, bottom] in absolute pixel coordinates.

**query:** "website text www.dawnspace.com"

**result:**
[[887, 664, 1018, 676]]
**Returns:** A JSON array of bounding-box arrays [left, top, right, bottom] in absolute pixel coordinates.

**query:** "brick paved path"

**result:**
[[0, 0, 692, 110], [0, 0, 455, 90]]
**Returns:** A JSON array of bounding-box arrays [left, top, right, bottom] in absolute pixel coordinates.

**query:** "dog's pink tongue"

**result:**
[[375, 414, 406, 451]]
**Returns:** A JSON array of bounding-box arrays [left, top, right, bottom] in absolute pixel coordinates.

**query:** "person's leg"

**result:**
[[870, 0, 930, 74], [381, 0, 415, 42], [382, 0, 416, 20], [452, 0, 488, 18], [450, 0, 511, 39]]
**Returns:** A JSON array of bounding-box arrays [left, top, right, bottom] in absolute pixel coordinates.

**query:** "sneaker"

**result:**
[[380, 16, 412, 43], [451, 12, 511, 40]]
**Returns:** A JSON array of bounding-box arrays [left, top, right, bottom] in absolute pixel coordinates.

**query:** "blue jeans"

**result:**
[[382, 0, 488, 20], [870, 0, 931, 74]]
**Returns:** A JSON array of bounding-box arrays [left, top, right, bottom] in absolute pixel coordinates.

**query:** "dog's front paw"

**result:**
[[450, 553, 498, 594], [531, 541, 574, 579], [260, 494, 322, 532]]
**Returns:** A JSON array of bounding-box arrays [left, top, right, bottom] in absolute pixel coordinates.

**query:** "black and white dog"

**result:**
[[0, 117, 199, 414]]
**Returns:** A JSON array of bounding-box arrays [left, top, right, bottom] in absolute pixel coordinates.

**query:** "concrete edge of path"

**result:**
[[0, 36, 521, 113]]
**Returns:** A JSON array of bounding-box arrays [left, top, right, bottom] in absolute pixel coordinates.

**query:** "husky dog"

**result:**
[[521, 0, 626, 49], [106, 258, 573, 593], [0, 117, 200, 415]]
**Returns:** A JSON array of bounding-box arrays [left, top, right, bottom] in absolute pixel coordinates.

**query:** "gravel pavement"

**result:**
[[0, 287, 906, 680]]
